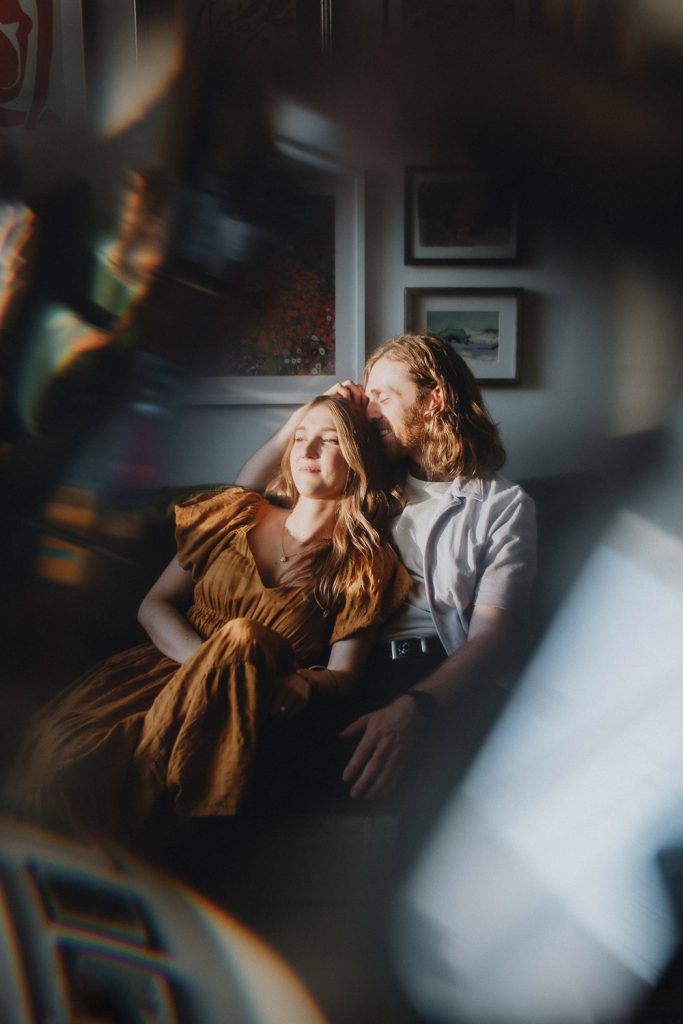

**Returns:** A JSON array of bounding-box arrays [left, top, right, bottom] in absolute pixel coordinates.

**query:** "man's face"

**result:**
[[364, 355, 426, 465]]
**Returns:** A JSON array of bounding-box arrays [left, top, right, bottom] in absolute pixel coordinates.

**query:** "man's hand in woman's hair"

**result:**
[[268, 670, 312, 719]]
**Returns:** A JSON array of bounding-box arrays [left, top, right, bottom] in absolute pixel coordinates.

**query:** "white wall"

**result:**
[[165, 164, 619, 486], [18, 2, 675, 490], [610, 259, 683, 438], [21, 0, 671, 491], [363, 169, 618, 482]]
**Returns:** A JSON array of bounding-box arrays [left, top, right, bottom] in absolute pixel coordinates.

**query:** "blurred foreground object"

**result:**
[[394, 401, 683, 1023], [0, 816, 327, 1023], [0, 198, 35, 331]]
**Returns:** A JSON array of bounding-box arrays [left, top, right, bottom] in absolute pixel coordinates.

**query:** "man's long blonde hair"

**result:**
[[266, 395, 392, 614], [365, 332, 506, 481]]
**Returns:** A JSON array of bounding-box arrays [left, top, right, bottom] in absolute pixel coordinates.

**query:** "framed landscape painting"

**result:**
[[405, 165, 518, 264], [405, 287, 522, 383]]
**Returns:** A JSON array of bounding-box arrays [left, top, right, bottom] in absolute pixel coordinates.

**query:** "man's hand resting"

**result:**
[[339, 695, 425, 800]]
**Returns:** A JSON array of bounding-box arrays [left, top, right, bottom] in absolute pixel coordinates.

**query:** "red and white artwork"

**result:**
[[0, 0, 60, 128]]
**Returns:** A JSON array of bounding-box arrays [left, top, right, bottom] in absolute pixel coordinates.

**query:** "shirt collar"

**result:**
[[404, 472, 452, 502], [446, 476, 484, 501]]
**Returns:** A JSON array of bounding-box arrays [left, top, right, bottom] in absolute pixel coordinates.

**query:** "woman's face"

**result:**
[[290, 404, 349, 501]]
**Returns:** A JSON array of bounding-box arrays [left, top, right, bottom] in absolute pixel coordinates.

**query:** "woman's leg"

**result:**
[[4, 644, 170, 838], [129, 619, 295, 823]]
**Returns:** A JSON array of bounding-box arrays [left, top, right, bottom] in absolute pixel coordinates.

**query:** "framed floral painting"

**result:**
[[193, 169, 364, 403]]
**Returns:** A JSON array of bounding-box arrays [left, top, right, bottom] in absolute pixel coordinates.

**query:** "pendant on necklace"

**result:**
[[279, 555, 289, 563]]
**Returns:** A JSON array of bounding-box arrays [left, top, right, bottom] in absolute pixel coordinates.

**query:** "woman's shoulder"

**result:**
[[370, 540, 408, 581], [176, 485, 268, 526], [174, 487, 268, 575], [329, 541, 411, 643]]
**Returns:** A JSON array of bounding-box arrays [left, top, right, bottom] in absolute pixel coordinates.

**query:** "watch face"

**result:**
[[0, 0, 57, 129]]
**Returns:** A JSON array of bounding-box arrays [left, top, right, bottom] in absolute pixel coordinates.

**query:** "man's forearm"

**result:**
[[341, 610, 523, 800], [402, 620, 520, 709], [234, 408, 303, 490]]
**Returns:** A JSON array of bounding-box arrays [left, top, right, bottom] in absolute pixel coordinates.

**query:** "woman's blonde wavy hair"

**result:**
[[365, 332, 506, 482], [265, 394, 392, 615]]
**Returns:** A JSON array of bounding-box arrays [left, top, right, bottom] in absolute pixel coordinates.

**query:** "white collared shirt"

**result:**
[[382, 473, 451, 641], [383, 473, 537, 655]]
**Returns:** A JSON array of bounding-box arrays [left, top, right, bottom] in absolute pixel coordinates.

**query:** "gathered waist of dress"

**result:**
[[187, 606, 291, 646], [187, 603, 329, 666]]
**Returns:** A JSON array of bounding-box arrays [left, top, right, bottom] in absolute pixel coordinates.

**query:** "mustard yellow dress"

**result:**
[[13, 488, 409, 837]]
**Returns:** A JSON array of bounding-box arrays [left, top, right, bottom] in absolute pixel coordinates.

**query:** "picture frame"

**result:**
[[0, 0, 87, 131], [405, 165, 518, 264], [405, 287, 522, 383], [192, 169, 364, 404]]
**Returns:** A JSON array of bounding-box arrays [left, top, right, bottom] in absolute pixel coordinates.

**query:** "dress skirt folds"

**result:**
[[10, 488, 409, 838]]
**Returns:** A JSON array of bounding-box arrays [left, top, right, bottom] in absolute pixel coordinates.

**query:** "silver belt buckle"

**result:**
[[390, 637, 429, 660]]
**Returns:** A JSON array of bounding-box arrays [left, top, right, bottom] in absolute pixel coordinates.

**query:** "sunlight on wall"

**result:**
[[94, 21, 182, 140], [395, 498, 683, 1023], [611, 262, 683, 436]]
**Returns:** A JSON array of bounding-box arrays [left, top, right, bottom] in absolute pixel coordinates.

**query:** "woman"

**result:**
[[10, 395, 409, 840]]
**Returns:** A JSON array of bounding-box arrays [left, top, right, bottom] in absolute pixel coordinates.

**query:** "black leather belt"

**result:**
[[380, 636, 444, 660]]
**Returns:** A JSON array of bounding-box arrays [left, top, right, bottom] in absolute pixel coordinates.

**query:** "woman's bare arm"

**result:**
[[323, 630, 378, 694], [137, 556, 203, 664], [267, 629, 377, 717], [235, 408, 305, 490]]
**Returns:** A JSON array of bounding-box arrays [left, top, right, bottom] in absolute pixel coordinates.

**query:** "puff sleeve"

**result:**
[[329, 546, 411, 644], [174, 486, 263, 580]]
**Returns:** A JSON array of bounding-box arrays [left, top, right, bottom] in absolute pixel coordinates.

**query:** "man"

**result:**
[[236, 333, 536, 801]]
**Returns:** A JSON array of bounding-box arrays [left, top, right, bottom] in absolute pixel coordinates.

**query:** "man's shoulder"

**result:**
[[451, 473, 533, 507], [485, 472, 533, 501]]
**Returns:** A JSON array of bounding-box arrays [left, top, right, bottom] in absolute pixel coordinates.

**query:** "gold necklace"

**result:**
[[279, 515, 292, 563], [279, 515, 331, 563]]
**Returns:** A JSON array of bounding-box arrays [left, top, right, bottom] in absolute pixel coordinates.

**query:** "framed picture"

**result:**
[[0, 0, 87, 130], [405, 165, 518, 264], [192, 169, 364, 404], [405, 287, 522, 383]]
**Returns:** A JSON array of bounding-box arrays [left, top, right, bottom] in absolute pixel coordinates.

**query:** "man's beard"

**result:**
[[380, 403, 426, 463]]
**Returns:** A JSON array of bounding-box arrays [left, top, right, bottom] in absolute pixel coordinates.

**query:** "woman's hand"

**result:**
[[325, 379, 368, 410], [268, 670, 312, 719]]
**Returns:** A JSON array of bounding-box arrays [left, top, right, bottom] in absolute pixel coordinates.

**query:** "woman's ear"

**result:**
[[425, 385, 445, 416]]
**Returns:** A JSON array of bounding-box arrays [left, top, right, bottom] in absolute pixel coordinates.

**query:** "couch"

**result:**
[[2, 471, 614, 920]]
